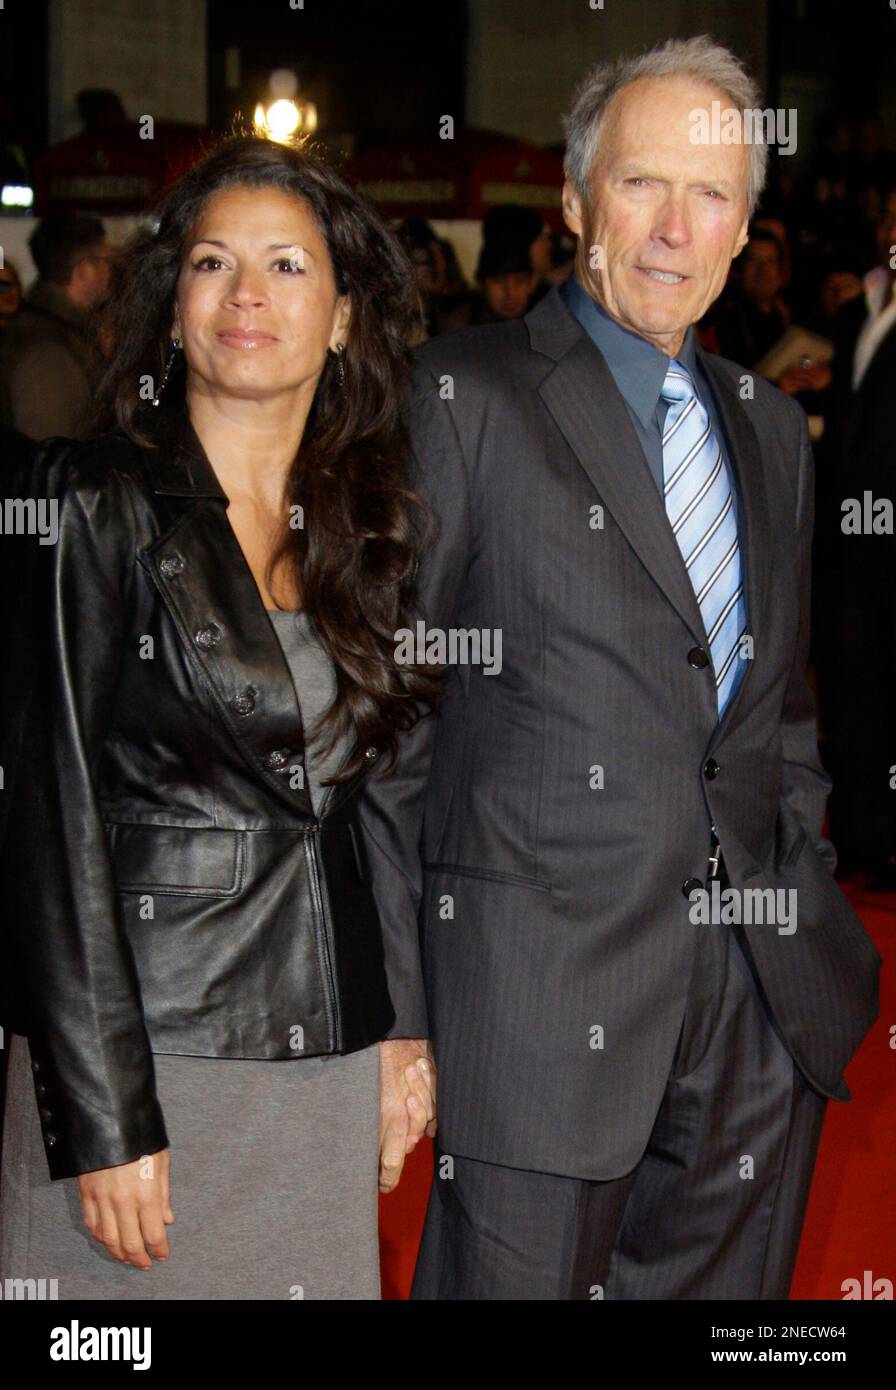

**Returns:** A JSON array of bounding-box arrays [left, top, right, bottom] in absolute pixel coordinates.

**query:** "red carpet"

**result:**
[[378, 880, 894, 1300]]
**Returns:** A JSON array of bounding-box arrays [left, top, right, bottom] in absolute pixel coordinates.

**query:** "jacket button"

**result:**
[[264, 749, 290, 772], [682, 877, 704, 898], [688, 646, 710, 669], [35, 1082, 47, 1098], [231, 687, 256, 716], [159, 554, 185, 579], [195, 623, 223, 650], [45, 1132, 57, 1147], [703, 758, 720, 780], [39, 1106, 53, 1123], [364, 746, 378, 761], [31, 1059, 41, 1074]]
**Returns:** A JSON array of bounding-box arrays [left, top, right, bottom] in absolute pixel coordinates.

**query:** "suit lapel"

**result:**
[[530, 288, 772, 737], [536, 324, 710, 648], [136, 418, 316, 817]]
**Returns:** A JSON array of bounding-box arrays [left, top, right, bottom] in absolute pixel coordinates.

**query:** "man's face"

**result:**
[[740, 238, 783, 308], [562, 75, 750, 355], [482, 270, 535, 319], [80, 236, 113, 305]]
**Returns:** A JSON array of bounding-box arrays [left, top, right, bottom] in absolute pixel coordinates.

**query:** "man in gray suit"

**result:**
[[362, 36, 881, 1299]]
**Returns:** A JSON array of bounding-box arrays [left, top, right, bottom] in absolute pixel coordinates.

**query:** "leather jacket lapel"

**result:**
[[136, 421, 317, 818]]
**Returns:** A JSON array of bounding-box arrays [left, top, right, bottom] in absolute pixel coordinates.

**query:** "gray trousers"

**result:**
[[412, 898, 829, 1300]]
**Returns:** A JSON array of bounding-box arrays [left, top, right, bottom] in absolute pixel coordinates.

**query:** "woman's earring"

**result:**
[[335, 342, 346, 387], [152, 336, 182, 407]]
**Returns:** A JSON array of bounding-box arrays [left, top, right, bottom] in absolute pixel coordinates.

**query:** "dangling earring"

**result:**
[[335, 342, 346, 388], [152, 336, 181, 407]]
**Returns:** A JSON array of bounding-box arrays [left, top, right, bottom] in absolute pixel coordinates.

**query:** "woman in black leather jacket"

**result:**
[[0, 135, 438, 1299]]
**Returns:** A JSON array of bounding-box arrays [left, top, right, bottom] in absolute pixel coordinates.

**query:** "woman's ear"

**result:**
[[330, 295, 352, 352]]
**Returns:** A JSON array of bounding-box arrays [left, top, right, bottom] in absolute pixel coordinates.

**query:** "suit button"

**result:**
[[31, 1059, 41, 1074], [682, 877, 704, 898], [159, 554, 185, 578], [688, 646, 710, 669], [231, 687, 256, 716], [45, 1132, 57, 1147], [195, 623, 223, 650], [39, 1106, 53, 1123], [703, 758, 720, 780], [35, 1082, 47, 1098], [264, 749, 290, 772], [364, 746, 378, 761]]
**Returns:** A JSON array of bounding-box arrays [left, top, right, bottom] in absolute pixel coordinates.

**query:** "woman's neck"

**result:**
[[186, 386, 312, 510]]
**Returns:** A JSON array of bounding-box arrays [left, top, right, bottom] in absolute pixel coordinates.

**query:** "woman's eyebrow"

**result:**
[[269, 243, 316, 260], [186, 239, 316, 260]]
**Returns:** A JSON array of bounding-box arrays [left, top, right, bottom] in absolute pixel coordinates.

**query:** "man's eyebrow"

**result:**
[[612, 165, 738, 193]]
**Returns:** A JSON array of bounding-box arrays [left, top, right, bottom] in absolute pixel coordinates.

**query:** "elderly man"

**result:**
[[363, 36, 880, 1299]]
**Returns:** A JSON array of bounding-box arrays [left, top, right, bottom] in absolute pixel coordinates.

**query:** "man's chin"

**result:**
[[625, 310, 689, 351]]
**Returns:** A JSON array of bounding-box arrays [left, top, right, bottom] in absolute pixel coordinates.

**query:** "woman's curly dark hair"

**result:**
[[93, 133, 439, 782]]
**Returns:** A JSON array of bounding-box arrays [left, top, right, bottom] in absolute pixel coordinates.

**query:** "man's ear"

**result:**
[[562, 180, 585, 238], [732, 215, 749, 259]]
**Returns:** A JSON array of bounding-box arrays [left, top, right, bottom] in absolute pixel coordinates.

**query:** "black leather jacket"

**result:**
[[1, 421, 395, 1180]]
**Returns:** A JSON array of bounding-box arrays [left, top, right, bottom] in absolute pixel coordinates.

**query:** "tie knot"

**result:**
[[660, 360, 695, 405]]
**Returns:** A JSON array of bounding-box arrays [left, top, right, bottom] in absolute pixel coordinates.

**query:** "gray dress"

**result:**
[[0, 608, 382, 1300]]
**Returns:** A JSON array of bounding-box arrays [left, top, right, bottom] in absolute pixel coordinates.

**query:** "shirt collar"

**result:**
[[561, 271, 701, 428]]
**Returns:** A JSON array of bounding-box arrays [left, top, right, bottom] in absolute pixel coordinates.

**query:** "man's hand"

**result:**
[[78, 1148, 174, 1269], [378, 1039, 436, 1193]]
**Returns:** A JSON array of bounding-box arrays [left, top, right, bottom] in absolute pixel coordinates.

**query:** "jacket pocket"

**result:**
[[105, 823, 246, 898], [424, 861, 552, 892]]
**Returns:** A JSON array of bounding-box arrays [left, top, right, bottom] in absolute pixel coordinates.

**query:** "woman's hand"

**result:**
[[78, 1149, 174, 1269], [378, 1040, 437, 1193]]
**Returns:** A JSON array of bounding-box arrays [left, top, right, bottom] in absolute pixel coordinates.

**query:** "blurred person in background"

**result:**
[[814, 186, 896, 888], [709, 226, 790, 366], [544, 230, 577, 287], [438, 240, 536, 330], [0, 212, 111, 439], [0, 261, 23, 331], [396, 219, 472, 340]]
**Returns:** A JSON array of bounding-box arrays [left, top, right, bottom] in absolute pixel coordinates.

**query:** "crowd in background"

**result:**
[[1, 116, 894, 885]]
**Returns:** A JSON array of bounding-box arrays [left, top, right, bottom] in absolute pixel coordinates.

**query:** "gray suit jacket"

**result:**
[[360, 285, 881, 1181]]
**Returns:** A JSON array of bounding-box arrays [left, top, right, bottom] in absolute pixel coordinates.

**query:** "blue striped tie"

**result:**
[[660, 361, 747, 718]]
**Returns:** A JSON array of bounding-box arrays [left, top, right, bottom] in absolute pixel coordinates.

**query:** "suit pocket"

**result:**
[[424, 861, 552, 892], [105, 823, 246, 898]]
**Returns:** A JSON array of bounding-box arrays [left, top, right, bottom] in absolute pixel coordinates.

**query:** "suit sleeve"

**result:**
[[6, 454, 168, 1179], [359, 362, 474, 1038], [779, 404, 837, 871]]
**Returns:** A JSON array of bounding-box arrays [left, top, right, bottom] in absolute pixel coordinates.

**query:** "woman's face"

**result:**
[[173, 185, 350, 405]]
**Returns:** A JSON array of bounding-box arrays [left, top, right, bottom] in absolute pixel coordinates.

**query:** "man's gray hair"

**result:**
[[562, 35, 768, 216]]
